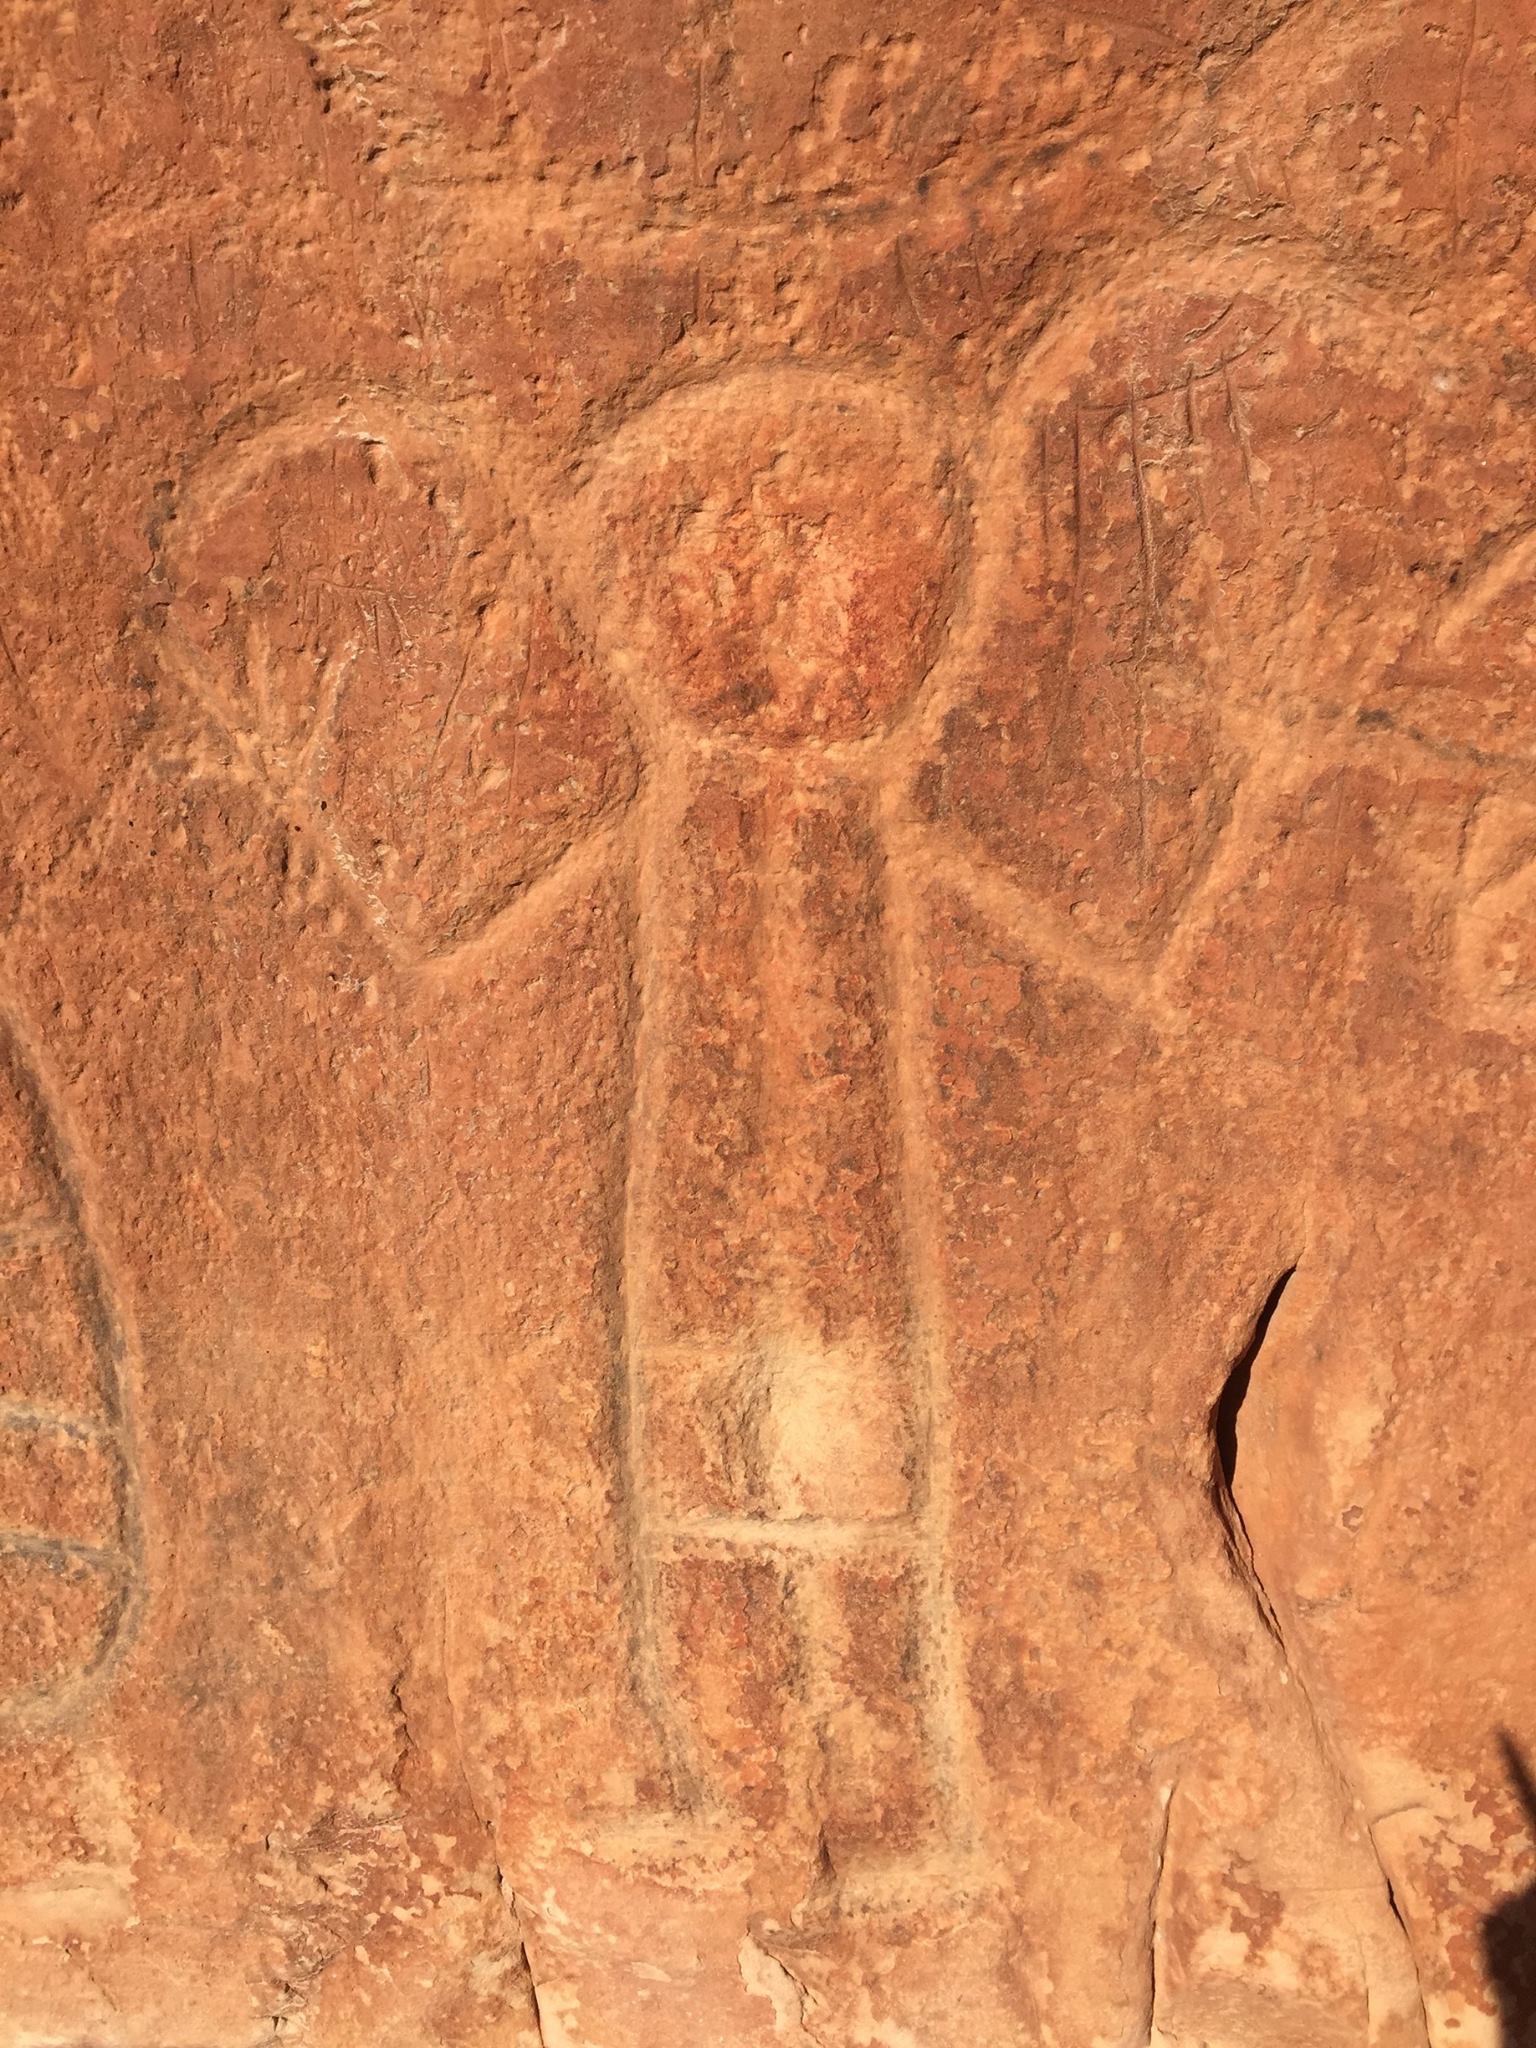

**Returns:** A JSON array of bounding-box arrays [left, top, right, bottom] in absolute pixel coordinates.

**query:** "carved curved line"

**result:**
[[154, 399, 637, 969], [569, 354, 959, 462], [155, 391, 475, 753], [1432, 522, 1536, 652], [899, 822, 1154, 1012], [0, 1545, 139, 1739], [962, 234, 1428, 650], [0, 1007, 146, 1740], [389, 815, 638, 979], [166, 381, 480, 534], [899, 242, 1402, 956]]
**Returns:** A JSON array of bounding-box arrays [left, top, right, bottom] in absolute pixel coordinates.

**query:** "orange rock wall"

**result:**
[[3, 1, 1536, 2043]]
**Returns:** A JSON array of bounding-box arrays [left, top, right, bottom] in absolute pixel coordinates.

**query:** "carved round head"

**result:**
[[576, 373, 959, 749]]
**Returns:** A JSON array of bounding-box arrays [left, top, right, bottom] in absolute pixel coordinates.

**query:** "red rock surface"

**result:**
[[3, 1, 1536, 2042]]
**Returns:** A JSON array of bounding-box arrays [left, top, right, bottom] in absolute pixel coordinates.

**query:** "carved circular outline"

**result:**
[[541, 362, 974, 763]]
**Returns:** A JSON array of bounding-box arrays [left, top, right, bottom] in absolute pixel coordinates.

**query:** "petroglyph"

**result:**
[[14, 13, 1526, 2019], [157, 405, 637, 963], [0, 1012, 142, 1736], [1453, 795, 1536, 1035], [563, 370, 976, 1868]]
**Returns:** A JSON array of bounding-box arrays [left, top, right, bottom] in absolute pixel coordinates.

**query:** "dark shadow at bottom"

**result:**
[[1485, 1734, 1536, 2044]]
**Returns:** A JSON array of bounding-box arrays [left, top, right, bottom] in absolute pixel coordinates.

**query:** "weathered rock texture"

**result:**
[[3, 1, 1536, 2042]]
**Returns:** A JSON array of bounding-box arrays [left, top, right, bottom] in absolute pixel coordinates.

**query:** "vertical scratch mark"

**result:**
[[1223, 361, 1259, 509], [298, 647, 350, 802], [1454, 0, 1479, 227], [384, 590, 412, 656], [968, 229, 993, 311], [1184, 370, 1211, 529], [894, 235, 935, 341], [1146, 1782, 1177, 2043], [1039, 416, 1052, 584], [0, 619, 24, 691], [422, 584, 492, 836], [504, 589, 537, 818], [184, 242, 203, 352], [1068, 405, 1085, 668], [693, 46, 708, 189], [1127, 385, 1156, 886], [430, 649, 473, 775], [1127, 383, 1160, 648]]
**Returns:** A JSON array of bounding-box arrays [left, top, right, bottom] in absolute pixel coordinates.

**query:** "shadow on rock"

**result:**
[[1486, 1733, 1536, 2044]]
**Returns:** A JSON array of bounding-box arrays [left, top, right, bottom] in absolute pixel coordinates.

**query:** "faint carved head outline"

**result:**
[[564, 367, 964, 755]]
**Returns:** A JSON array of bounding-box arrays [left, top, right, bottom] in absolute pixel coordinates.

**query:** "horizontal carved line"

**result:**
[[653, 1513, 918, 1554], [810, 1841, 999, 1915], [0, 1529, 131, 1574], [0, 1217, 71, 1257], [0, 1401, 111, 1443]]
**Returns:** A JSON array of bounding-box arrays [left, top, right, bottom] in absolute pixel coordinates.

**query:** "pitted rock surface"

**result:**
[[3, 3, 1536, 2044]]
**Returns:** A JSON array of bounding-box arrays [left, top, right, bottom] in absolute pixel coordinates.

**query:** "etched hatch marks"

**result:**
[[911, 287, 1274, 960], [157, 404, 638, 965], [913, 257, 1422, 967]]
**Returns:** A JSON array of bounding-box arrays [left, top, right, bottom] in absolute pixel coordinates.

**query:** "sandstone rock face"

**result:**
[[3, 2, 1536, 2043]]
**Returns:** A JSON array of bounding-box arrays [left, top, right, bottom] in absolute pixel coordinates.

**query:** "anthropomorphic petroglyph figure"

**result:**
[[570, 372, 975, 1868], [149, 287, 1448, 2036]]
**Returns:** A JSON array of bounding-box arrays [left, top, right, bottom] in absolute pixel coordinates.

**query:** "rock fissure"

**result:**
[[508, 1888, 555, 2048], [1378, 1863, 1432, 2045], [1212, 1274, 1433, 2043], [1210, 1266, 1295, 1646], [437, 1612, 544, 2038], [1144, 1782, 1176, 2045]]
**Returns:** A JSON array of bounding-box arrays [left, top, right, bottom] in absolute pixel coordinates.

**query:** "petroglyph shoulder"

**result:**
[[157, 398, 638, 965]]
